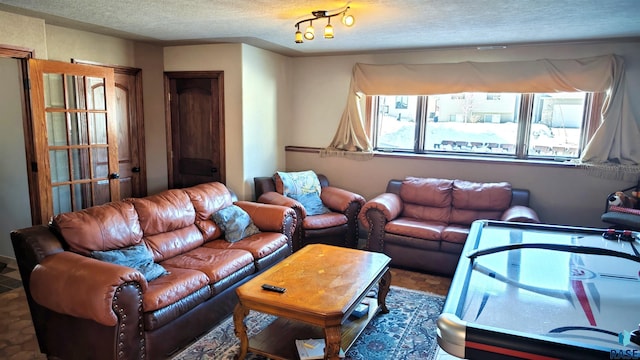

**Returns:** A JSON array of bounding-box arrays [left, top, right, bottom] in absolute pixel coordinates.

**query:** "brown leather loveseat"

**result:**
[[11, 182, 296, 360], [359, 177, 539, 276]]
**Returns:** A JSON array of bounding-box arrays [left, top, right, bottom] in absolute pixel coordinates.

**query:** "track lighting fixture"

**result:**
[[294, 4, 354, 43]]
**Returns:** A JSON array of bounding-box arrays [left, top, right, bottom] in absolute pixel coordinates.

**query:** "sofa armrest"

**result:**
[[359, 193, 403, 252], [501, 205, 540, 223], [257, 191, 305, 215], [30, 251, 146, 326], [320, 186, 365, 213], [235, 201, 297, 246], [359, 193, 403, 227]]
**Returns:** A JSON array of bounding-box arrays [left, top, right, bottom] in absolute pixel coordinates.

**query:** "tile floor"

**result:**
[[0, 262, 462, 359]]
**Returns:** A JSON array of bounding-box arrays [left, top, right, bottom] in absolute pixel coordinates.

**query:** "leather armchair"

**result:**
[[255, 174, 365, 251]]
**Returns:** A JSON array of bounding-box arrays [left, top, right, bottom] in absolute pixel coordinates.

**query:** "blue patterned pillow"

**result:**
[[290, 192, 331, 216], [276, 170, 322, 197], [212, 205, 261, 242], [91, 243, 168, 281]]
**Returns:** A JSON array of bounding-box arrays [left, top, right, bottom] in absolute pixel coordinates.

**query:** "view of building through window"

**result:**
[[373, 92, 589, 159]]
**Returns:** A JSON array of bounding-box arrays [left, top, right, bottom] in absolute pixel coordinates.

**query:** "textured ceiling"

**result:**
[[1, 0, 639, 56]]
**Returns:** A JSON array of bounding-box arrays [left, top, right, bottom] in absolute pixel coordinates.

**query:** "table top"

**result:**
[[236, 244, 390, 326], [439, 220, 640, 358]]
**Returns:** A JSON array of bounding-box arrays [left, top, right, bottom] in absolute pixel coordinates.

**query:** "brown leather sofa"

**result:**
[[254, 174, 365, 251], [359, 177, 539, 276], [10, 182, 296, 360]]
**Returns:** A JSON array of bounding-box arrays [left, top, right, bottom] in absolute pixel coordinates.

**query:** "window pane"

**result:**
[[374, 95, 417, 150], [43, 73, 64, 108], [426, 93, 521, 154], [90, 113, 108, 144], [47, 112, 68, 146], [50, 149, 69, 183], [529, 92, 585, 158], [52, 185, 72, 215], [71, 148, 91, 180], [87, 77, 106, 110]]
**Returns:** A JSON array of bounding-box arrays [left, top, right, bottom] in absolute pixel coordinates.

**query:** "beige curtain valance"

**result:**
[[323, 54, 640, 170]]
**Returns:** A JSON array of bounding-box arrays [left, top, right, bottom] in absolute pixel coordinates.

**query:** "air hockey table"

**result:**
[[437, 220, 640, 360]]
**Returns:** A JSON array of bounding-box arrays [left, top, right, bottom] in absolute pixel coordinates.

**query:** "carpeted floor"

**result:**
[[172, 286, 446, 360]]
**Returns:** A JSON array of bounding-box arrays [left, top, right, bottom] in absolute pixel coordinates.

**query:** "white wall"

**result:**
[[285, 40, 640, 227], [0, 58, 32, 260], [241, 45, 291, 199]]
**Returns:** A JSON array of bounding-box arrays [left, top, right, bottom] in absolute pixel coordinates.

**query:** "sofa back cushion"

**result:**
[[450, 180, 512, 225], [129, 189, 203, 261], [51, 201, 142, 255], [184, 182, 234, 242], [400, 177, 453, 223]]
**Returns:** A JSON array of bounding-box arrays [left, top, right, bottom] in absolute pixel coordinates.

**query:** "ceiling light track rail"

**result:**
[[294, 4, 355, 43]]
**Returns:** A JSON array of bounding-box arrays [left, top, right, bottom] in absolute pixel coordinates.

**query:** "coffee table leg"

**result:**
[[324, 325, 342, 360], [233, 302, 250, 360], [378, 269, 391, 314]]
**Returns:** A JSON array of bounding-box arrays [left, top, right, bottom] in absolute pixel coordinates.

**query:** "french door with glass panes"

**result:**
[[28, 59, 120, 222]]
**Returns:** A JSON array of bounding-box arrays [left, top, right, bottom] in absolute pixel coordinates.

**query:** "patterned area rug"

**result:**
[[172, 286, 445, 360]]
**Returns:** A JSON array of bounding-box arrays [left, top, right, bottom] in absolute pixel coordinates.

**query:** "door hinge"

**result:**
[[24, 78, 31, 90], [31, 161, 37, 172], [168, 93, 171, 101]]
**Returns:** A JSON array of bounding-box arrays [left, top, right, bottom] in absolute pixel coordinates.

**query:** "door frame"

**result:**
[[0, 44, 40, 224], [163, 71, 225, 188]]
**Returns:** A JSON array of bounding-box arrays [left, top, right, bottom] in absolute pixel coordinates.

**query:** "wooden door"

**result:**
[[28, 59, 119, 221], [165, 72, 225, 188], [73, 60, 147, 199], [113, 71, 146, 198]]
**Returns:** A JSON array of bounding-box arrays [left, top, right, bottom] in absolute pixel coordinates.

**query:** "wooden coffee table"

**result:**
[[233, 244, 391, 360]]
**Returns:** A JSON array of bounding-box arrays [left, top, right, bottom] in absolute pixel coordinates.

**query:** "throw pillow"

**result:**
[[91, 243, 168, 282], [290, 192, 331, 216], [275, 170, 322, 197], [211, 205, 261, 243]]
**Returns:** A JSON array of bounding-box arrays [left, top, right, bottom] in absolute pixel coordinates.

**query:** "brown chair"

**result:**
[[254, 173, 365, 251]]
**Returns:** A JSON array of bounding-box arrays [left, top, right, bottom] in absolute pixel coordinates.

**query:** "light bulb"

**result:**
[[295, 30, 303, 43], [324, 19, 334, 39], [304, 22, 315, 40], [342, 13, 355, 27]]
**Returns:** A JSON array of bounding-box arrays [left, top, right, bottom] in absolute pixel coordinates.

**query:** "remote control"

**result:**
[[261, 284, 286, 293]]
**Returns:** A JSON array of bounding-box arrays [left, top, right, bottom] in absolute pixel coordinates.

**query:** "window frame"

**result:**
[[368, 92, 602, 161]]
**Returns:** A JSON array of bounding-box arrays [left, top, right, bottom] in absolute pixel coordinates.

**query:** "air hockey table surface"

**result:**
[[437, 220, 640, 360]]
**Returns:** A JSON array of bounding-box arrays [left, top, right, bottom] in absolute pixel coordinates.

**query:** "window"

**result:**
[[370, 92, 600, 160]]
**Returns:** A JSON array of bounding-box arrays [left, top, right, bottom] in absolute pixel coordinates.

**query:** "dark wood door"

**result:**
[[166, 72, 225, 188]]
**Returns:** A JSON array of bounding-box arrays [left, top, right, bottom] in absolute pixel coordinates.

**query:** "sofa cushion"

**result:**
[[441, 224, 471, 244], [141, 267, 210, 312], [212, 205, 261, 242], [400, 177, 453, 207], [204, 232, 288, 260], [452, 180, 512, 210], [129, 190, 204, 261], [450, 180, 512, 225], [184, 182, 234, 242], [52, 201, 142, 255], [302, 212, 348, 229], [91, 243, 168, 281], [160, 247, 254, 284], [129, 189, 196, 235], [400, 178, 453, 223], [385, 218, 445, 240]]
